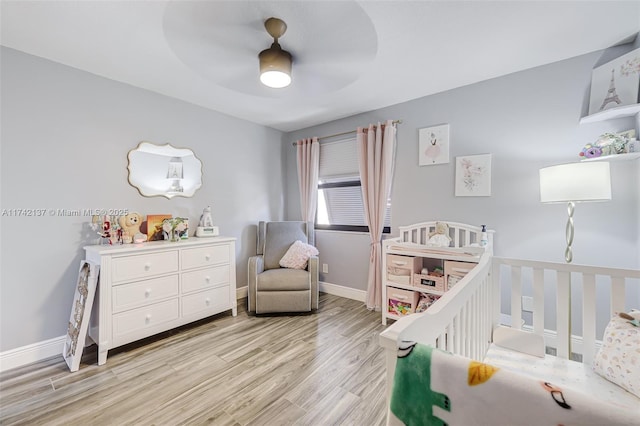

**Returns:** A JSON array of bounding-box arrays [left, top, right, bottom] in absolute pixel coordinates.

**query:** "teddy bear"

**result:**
[[118, 212, 143, 243], [427, 221, 452, 247]]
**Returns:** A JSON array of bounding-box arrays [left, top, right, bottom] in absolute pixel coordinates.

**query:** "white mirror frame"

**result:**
[[127, 141, 203, 199]]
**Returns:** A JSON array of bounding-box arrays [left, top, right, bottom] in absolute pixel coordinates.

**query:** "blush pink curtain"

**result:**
[[357, 120, 396, 310], [296, 137, 320, 222]]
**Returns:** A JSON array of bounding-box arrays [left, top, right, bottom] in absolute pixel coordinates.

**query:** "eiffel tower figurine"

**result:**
[[599, 69, 622, 111]]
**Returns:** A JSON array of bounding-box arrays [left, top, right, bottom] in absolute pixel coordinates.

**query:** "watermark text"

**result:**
[[1, 208, 130, 217]]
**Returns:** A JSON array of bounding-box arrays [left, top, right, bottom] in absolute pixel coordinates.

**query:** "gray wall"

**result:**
[[0, 47, 286, 352], [285, 47, 640, 329]]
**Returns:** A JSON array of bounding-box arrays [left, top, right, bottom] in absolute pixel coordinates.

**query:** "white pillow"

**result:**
[[279, 240, 319, 270], [592, 310, 640, 398]]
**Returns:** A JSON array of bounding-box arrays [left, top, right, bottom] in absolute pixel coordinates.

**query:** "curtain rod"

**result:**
[[291, 119, 402, 146]]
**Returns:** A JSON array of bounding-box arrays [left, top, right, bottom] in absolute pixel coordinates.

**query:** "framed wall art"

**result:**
[[419, 124, 450, 165], [455, 154, 492, 197], [588, 48, 640, 115], [63, 260, 99, 372]]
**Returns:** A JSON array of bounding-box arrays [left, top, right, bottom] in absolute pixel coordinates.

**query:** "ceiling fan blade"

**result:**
[[163, 0, 378, 98]]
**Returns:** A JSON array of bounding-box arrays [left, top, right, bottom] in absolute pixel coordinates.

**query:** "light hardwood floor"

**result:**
[[0, 293, 388, 426]]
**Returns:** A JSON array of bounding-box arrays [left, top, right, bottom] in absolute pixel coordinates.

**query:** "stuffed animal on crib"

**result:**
[[428, 222, 452, 247]]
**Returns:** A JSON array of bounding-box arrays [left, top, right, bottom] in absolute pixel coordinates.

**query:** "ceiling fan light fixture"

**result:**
[[259, 45, 292, 88], [259, 17, 292, 89]]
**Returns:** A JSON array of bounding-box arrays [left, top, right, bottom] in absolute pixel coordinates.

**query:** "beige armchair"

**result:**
[[248, 221, 319, 314]]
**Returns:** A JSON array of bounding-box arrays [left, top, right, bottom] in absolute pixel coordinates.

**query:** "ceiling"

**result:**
[[1, 1, 639, 132]]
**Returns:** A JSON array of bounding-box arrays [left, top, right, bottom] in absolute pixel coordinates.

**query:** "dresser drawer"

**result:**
[[112, 251, 178, 282], [112, 298, 179, 341], [182, 286, 230, 318], [182, 265, 229, 293], [181, 245, 229, 270], [112, 275, 179, 313]]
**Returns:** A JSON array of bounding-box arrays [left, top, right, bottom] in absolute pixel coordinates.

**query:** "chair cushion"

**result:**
[[279, 240, 319, 270], [263, 222, 308, 270], [256, 268, 311, 292]]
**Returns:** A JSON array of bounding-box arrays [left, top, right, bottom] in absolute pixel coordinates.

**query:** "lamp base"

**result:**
[[565, 201, 575, 263]]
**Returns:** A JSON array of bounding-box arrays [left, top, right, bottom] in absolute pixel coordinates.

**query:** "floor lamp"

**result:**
[[539, 162, 612, 263]]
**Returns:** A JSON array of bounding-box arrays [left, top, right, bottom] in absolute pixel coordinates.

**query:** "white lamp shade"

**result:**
[[539, 162, 611, 203]]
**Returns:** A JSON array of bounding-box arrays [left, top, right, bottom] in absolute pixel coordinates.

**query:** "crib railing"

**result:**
[[379, 253, 495, 398], [493, 257, 640, 364], [398, 220, 493, 251], [380, 252, 639, 417]]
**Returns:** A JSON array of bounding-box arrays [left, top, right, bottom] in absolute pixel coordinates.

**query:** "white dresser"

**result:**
[[84, 237, 236, 365]]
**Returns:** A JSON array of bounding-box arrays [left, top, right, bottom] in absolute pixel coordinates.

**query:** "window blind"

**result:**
[[319, 137, 358, 179]]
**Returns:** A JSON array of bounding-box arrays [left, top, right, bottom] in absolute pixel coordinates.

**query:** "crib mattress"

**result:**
[[484, 344, 640, 410]]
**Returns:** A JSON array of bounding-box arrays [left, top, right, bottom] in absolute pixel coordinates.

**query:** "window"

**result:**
[[316, 138, 391, 233]]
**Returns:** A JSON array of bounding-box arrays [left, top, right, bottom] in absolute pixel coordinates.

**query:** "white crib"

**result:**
[[379, 222, 640, 425]]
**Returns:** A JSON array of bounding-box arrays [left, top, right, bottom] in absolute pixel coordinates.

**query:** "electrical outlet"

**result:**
[[522, 296, 534, 313], [322, 263, 329, 274]]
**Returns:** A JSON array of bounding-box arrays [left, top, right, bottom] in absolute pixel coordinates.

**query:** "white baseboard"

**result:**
[[236, 286, 248, 299], [0, 335, 65, 373], [1, 284, 363, 373], [236, 283, 365, 303], [319, 281, 366, 302]]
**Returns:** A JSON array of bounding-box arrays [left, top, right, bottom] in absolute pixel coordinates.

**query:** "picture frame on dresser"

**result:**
[[63, 260, 100, 372], [146, 214, 172, 241]]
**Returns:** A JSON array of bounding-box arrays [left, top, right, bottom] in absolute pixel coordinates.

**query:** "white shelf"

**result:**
[[385, 248, 482, 263], [385, 313, 402, 322], [579, 104, 640, 124], [581, 152, 640, 162], [387, 281, 445, 296]]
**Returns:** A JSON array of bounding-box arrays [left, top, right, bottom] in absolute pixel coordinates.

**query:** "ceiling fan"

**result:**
[[259, 17, 292, 89], [162, 1, 377, 98]]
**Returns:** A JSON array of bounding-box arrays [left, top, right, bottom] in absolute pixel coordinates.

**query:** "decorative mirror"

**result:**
[[127, 141, 203, 199]]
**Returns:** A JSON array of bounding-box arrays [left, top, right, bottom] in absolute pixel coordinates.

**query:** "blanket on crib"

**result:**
[[388, 342, 638, 426]]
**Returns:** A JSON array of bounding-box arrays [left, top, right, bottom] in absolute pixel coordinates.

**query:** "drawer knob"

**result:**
[[205, 254, 211, 261], [205, 276, 210, 283], [205, 298, 211, 305], [145, 289, 152, 297], [145, 314, 152, 322], [144, 263, 151, 271]]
